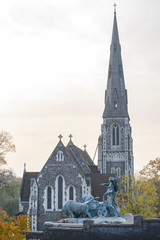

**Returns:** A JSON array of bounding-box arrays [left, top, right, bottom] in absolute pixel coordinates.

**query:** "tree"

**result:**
[[117, 175, 158, 218], [0, 207, 30, 240], [139, 158, 160, 216], [139, 158, 160, 181], [0, 131, 16, 185], [0, 180, 21, 216]]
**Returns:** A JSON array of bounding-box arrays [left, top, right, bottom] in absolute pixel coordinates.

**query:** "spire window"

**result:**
[[112, 124, 120, 146], [108, 65, 112, 78]]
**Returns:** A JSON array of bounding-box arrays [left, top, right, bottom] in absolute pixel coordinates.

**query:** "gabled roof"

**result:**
[[20, 172, 39, 201], [66, 147, 86, 177], [67, 140, 95, 175], [75, 146, 94, 166]]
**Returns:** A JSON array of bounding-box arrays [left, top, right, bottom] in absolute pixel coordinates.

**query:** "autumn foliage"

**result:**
[[117, 175, 158, 218], [0, 207, 30, 240]]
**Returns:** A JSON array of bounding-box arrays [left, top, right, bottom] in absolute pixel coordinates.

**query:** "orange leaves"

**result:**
[[0, 207, 31, 240]]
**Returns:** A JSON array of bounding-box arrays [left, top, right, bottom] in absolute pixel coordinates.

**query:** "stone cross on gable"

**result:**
[[83, 144, 87, 151], [58, 134, 63, 141], [69, 134, 73, 141]]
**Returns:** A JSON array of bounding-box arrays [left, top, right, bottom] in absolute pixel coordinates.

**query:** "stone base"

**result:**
[[44, 215, 127, 229], [26, 215, 160, 240]]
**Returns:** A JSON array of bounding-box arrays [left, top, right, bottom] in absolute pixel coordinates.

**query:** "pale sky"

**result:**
[[1, 0, 160, 177]]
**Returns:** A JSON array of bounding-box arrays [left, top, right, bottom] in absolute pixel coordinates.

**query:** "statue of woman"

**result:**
[[100, 177, 121, 217]]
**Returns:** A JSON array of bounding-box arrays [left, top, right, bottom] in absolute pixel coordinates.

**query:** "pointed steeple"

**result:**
[[24, 163, 26, 173], [103, 10, 129, 118]]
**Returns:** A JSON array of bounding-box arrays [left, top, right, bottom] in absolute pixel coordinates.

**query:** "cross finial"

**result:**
[[83, 144, 87, 151], [58, 134, 63, 141], [114, 3, 117, 13], [69, 134, 73, 141]]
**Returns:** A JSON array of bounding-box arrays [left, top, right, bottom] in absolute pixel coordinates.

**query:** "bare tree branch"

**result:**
[[0, 131, 16, 184]]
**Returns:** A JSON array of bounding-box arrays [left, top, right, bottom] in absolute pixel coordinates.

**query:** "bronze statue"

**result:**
[[101, 177, 121, 217], [62, 177, 121, 218]]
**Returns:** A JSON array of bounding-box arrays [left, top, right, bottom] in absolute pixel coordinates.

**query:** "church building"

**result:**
[[98, 8, 134, 177], [19, 8, 134, 231]]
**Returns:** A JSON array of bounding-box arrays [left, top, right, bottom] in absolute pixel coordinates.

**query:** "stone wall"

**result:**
[[35, 141, 91, 230], [26, 215, 160, 240]]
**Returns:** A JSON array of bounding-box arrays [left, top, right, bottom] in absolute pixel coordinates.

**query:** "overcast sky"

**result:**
[[1, 0, 160, 177]]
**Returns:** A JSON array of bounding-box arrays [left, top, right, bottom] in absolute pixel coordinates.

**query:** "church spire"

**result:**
[[98, 9, 134, 177], [103, 10, 129, 118]]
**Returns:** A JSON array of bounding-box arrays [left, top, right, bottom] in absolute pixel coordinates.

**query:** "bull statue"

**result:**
[[62, 177, 121, 219], [62, 200, 92, 218]]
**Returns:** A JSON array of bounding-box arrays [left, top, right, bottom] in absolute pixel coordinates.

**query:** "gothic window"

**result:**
[[112, 124, 120, 146], [117, 168, 121, 178], [111, 167, 115, 174], [112, 127, 115, 145], [47, 186, 52, 209], [56, 151, 64, 161], [116, 127, 119, 145], [109, 64, 112, 78], [58, 176, 63, 209], [69, 186, 74, 200]]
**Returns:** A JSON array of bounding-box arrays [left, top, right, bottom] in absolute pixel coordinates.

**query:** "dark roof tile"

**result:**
[[20, 172, 39, 201], [87, 173, 115, 201]]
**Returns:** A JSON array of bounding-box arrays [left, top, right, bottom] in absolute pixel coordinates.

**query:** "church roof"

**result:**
[[20, 139, 97, 202], [66, 140, 95, 175], [66, 147, 86, 177], [103, 11, 129, 118], [20, 172, 39, 201], [75, 146, 94, 166]]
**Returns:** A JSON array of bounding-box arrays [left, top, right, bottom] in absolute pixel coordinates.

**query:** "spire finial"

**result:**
[[83, 144, 87, 151], [58, 134, 63, 141], [69, 134, 73, 141], [113, 3, 117, 13], [24, 163, 26, 172]]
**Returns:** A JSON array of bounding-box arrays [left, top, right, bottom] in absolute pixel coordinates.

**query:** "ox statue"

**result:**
[[62, 200, 92, 218], [62, 177, 121, 219]]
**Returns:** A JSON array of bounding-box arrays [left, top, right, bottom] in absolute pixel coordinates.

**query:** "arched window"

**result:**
[[47, 186, 52, 209], [112, 127, 116, 145], [117, 168, 121, 178], [112, 124, 120, 146], [58, 176, 63, 209], [69, 186, 74, 200], [116, 127, 119, 145], [111, 167, 115, 174], [56, 151, 64, 162]]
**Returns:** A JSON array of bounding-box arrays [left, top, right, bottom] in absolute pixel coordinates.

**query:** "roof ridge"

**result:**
[[66, 147, 85, 177]]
